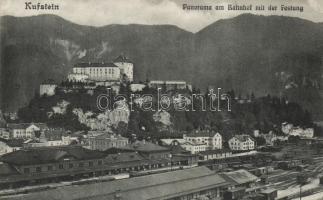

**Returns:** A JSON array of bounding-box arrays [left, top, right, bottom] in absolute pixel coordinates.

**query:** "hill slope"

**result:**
[[1, 14, 323, 118]]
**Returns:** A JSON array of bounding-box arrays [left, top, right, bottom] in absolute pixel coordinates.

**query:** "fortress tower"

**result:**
[[113, 55, 134, 82]]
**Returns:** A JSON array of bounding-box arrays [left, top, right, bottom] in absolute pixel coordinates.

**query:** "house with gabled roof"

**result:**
[[228, 134, 255, 151], [184, 130, 223, 150]]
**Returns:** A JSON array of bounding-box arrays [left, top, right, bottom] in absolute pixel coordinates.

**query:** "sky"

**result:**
[[1, 0, 323, 32]]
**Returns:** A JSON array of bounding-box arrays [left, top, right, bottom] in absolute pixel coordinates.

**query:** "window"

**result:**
[[79, 162, 84, 167], [24, 168, 30, 174], [89, 161, 93, 167], [59, 164, 64, 169], [48, 166, 53, 171], [36, 167, 42, 173]]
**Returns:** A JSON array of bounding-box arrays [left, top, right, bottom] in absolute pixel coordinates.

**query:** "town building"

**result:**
[[67, 73, 89, 82], [87, 131, 128, 151], [183, 130, 223, 150], [281, 122, 294, 134], [180, 141, 207, 154], [220, 169, 260, 189], [0, 139, 23, 155], [130, 83, 146, 92], [0, 146, 107, 189], [44, 128, 79, 146], [23, 128, 78, 148], [289, 127, 314, 138], [199, 149, 233, 161], [148, 80, 192, 91], [62, 135, 79, 146], [22, 139, 50, 148], [281, 122, 314, 138], [259, 188, 278, 200], [124, 140, 171, 160], [7, 123, 48, 139], [0, 145, 182, 190], [228, 135, 255, 151], [161, 138, 207, 155], [39, 80, 57, 97], [168, 145, 199, 167], [160, 139, 186, 146], [224, 187, 246, 200], [0, 128, 9, 139], [1, 166, 232, 200], [160, 130, 223, 154]]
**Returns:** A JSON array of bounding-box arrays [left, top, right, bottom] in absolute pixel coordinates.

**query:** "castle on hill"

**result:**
[[39, 54, 191, 97], [67, 55, 134, 83]]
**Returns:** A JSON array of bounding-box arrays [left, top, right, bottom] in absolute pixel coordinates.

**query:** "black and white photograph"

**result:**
[[1, 0, 323, 199]]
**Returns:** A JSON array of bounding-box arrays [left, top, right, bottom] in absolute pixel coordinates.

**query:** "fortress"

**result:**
[[67, 55, 134, 83], [40, 55, 191, 96]]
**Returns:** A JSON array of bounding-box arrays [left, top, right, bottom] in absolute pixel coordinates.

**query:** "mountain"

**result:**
[[1, 14, 323, 119], [0, 15, 194, 112]]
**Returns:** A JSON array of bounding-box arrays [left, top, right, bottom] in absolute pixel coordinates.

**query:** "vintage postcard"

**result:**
[[0, 0, 323, 199]]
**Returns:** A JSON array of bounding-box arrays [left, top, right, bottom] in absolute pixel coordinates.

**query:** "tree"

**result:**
[[255, 137, 266, 146], [288, 135, 300, 144]]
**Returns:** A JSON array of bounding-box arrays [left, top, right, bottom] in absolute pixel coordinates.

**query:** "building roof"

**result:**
[[260, 188, 277, 194], [0, 138, 24, 147], [89, 133, 128, 141], [43, 128, 67, 141], [74, 62, 119, 68], [7, 123, 47, 130], [199, 149, 232, 155], [104, 152, 145, 164], [0, 146, 105, 165], [87, 130, 114, 136], [232, 134, 254, 142], [103, 147, 136, 154], [227, 187, 246, 193], [182, 141, 206, 146], [41, 79, 56, 85], [160, 138, 185, 145], [149, 80, 187, 85], [124, 141, 170, 153], [0, 162, 19, 176], [6, 166, 230, 200], [220, 169, 259, 185], [113, 55, 132, 63], [168, 145, 190, 154], [185, 130, 221, 137]]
